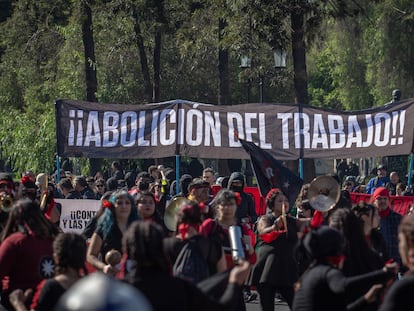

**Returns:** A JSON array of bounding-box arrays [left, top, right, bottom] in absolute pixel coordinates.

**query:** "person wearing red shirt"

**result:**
[[0, 199, 59, 309]]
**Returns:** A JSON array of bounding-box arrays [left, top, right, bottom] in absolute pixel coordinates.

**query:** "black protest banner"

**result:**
[[55, 99, 414, 160]]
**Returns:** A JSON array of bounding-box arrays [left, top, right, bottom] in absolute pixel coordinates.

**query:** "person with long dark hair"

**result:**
[[123, 220, 251, 311], [352, 202, 388, 263], [87, 189, 138, 275], [329, 208, 384, 277], [0, 199, 59, 309]]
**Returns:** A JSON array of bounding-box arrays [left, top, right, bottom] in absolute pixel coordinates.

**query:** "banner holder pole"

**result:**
[[408, 153, 413, 188], [56, 155, 61, 183], [298, 101, 304, 180], [175, 155, 180, 194]]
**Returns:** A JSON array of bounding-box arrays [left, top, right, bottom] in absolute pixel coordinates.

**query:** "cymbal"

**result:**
[[164, 196, 187, 231], [307, 175, 340, 212]]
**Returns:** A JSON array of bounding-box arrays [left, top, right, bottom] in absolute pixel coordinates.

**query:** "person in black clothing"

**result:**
[[123, 220, 251, 311], [336, 159, 349, 185], [352, 202, 388, 264], [379, 213, 414, 311], [329, 208, 384, 277], [58, 178, 81, 199], [188, 158, 204, 179], [111, 161, 124, 181], [386, 171, 400, 196], [73, 176, 97, 200], [292, 226, 397, 311], [329, 208, 386, 311], [251, 188, 299, 311], [227, 172, 257, 224], [164, 200, 226, 280]]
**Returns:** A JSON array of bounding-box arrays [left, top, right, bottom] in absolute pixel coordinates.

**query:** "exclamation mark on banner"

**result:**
[[398, 110, 405, 144], [76, 110, 83, 146], [391, 111, 398, 145], [68, 110, 75, 146]]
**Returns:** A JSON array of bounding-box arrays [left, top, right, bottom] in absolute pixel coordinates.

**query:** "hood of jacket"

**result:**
[[227, 172, 245, 189]]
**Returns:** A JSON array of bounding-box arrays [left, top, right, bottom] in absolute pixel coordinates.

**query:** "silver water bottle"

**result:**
[[229, 225, 245, 262]]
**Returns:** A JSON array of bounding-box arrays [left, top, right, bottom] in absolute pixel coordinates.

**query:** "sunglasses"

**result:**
[[0, 184, 10, 189], [96, 184, 105, 188]]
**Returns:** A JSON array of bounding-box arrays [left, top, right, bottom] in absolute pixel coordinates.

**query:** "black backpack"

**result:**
[[172, 238, 210, 284]]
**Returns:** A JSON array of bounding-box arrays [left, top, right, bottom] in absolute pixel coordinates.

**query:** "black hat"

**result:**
[[304, 226, 344, 259], [377, 164, 387, 170]]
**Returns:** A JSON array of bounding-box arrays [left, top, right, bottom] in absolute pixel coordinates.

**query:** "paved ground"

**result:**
[[245, 291, 290, 311]]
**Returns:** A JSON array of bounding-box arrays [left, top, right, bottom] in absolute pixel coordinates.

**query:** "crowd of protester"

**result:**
[[0, 160, 413, 310]]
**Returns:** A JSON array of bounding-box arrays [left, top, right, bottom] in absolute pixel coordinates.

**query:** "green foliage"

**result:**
[[1, 0, 414, 174], [0, 105, 56, 176], [308, 0, 414, 109]]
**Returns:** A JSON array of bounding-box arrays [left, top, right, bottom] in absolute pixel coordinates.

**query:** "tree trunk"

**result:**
[[131, 5, 152, 103], [81, 1, 97, 103], [153, 0, 165, 103], [291, 9, 314, 182], [218, 18, 230, 106], [291, 10, 308, 105], [81, 0, 101, 176], [153, 31, 161, 103], [217, 18, 231, 176]]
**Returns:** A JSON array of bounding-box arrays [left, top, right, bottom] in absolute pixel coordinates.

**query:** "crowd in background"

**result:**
[[0, 159, 413, 311]]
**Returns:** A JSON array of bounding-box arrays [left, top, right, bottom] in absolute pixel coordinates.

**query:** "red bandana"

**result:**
[[379, 207, 391, 218], [178, 223, 200, 240]]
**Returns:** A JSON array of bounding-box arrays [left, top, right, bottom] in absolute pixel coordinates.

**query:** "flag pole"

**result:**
[[408, 153, 413, 188]]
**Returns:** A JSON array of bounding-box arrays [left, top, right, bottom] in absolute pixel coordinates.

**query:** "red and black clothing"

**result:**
[[292, 264, 395, 311], [251, 215, 298, 310], [200, 218, 256, 269], [164, 234, 222, 277], [0, 232, 54, 309], [30, 278, 66, 311]]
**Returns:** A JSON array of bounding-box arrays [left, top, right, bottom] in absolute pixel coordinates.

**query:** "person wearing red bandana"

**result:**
[[251, 188, 300, 311], [164, 201, 226, 283], [292, 226, 398, 311], [371, 187, 402, 266]]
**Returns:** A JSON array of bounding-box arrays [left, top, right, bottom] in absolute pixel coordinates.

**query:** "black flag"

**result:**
[[239, 138, 303, 206]]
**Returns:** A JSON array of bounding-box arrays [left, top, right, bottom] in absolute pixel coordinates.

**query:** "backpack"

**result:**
[[172, 238, 210, 284]]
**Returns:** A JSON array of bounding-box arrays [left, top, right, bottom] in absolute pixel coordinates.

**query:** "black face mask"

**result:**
[[230, 185, 243, 193], [138, 181, 149, 191]]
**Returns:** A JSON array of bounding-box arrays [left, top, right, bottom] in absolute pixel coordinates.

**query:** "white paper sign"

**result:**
[[56, 199, 100, 234]]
